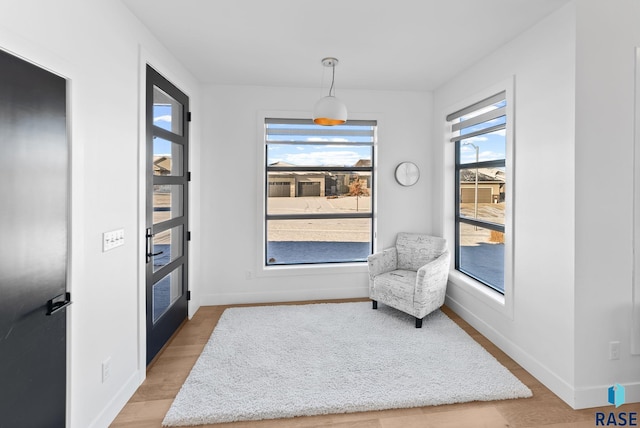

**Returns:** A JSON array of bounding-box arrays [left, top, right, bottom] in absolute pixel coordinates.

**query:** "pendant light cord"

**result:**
[[329, 64, 336, 97]]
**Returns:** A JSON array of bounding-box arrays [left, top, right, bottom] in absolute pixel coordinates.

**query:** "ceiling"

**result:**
[[121, 0, 570, 92]]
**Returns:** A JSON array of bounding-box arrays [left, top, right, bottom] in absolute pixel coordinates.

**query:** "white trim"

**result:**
[[136, 45, 200, 385], [0, 30, 81, 428], [199, 286, 369, 306], [444, 76, 515, 320], [255, 110, 378, 279], [87, 372, 140, 428], [136, 45, 149, 391], [574, 381, 640, 409], [447, 292, 640, 408], [633, 47, 640, 355], [445, 294, 578, 408], [447, 271, 506, 313], [259, 262, 368, 278]]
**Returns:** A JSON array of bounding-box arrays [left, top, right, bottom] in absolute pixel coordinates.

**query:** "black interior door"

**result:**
[[0, 49, 69, 427], [145, 65, 189, 364]]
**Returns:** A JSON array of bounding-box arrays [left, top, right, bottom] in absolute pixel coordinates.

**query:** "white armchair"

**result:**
[[367, 233, 451, 328]]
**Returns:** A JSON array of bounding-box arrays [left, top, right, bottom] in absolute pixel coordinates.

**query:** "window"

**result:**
[[264, 118, 376, 266], [448, 92, 508, 294]]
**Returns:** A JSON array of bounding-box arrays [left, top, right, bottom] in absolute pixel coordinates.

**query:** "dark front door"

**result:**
[[0, 49, 69, 427], [145, 65, 189, 364]]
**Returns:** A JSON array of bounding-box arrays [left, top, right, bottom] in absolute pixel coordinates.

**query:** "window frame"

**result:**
[[258, 114, 377, 274], [444, 78, 515, 318], [452, 93, 507, 294]]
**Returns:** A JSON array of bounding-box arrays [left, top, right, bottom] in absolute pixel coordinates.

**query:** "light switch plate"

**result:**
[[103, 229, 124, 252]]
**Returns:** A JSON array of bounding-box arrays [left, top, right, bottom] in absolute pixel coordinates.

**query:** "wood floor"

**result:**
[[111, 299, 638, 427]]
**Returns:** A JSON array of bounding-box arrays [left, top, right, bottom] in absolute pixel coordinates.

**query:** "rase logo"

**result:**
[[609, 384, 626, 408], [595, 384, 637, 426]]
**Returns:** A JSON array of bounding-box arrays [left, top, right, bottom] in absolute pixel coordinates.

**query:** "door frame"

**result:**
[[0, 40, 76, 426]]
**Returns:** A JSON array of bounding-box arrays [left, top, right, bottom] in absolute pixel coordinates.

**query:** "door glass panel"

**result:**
[[153, 86, 183, 136], [153, 137, 183, 176], [153, 184, 183, 224], [152, 266, 183, 323], [152, 225, 183, 272]]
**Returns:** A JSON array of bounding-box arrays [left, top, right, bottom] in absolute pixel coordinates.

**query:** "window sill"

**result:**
[[447, 270, 512, 319], [256, 262, 369, 278]]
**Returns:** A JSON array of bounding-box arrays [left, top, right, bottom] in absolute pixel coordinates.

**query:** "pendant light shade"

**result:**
[[313, 95, 347, 126], [313, 57, 347, 126]]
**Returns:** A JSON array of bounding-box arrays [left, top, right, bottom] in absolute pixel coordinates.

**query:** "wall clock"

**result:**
[[394, 161, 420, 186]]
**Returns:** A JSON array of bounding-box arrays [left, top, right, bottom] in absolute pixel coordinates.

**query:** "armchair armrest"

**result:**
[[414, 249, 451, 307], [367, 247, 398, 280]]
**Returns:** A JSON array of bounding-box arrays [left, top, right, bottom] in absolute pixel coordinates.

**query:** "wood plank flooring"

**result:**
[[111, 299, 638, 427]]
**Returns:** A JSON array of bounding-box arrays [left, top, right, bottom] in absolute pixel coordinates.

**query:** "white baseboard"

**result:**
[[88, 370, 142, 428], [188, 295, 200, 319], [574, 382, 640, 409], [445, 294, 578, 408], [446, 294, 640, 409], [199, 287, 368, 306]]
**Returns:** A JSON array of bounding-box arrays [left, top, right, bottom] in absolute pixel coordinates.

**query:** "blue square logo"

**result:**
[[608, 383, 626, 408]]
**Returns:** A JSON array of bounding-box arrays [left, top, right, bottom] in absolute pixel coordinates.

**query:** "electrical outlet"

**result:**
[[102, 357, 112, 383], [609, 341, 620, 360], [103, 229, 124, 252]]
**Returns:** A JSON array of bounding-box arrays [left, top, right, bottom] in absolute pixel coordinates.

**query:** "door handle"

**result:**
[[146, 228, 152, 263], [46, 292, 72, 316], [146, 228, 164, 263]]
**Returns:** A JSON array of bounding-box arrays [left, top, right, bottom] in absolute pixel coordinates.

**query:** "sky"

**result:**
[[266, 123, 373, 167], [267, 144, 371, 167], [153, 105, 173, 155], [458, 101, 506, 164], [459, 129, 506, 164]]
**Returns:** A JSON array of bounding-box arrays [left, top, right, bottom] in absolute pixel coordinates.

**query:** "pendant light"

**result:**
[[313, 57, 347, 126]]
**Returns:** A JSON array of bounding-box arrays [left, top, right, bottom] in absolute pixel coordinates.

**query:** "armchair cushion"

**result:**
[[374, 270, 416, 305], [396, 233, 447, 271]]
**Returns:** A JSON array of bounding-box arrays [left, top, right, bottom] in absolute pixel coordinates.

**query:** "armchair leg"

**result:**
[[415, 317, 423, 328], [372, 300, 378, 310]]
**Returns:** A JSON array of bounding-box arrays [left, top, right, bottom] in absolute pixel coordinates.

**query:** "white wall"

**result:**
[[435, 0, 640, 408], [199, 85, 433, 305], [0, 1, 202, 426], [434, 2, 579, 406], [573, 0, 640, 407]]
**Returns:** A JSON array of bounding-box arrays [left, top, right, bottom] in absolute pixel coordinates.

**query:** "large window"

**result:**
[[448, 92, 508, 294], [264, 118, 376, 266]]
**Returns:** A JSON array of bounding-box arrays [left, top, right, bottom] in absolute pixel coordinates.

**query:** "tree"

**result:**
[[348, 176, 369, 212]]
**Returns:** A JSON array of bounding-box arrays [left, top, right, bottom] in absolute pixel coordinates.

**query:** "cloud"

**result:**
[[306, 137, 350, 143], [461, 136, 488, 144], [479, 150, 504, 162], [154, 115, 172, 123], [460, 149, 505, 163], [461, 128, 505, 142], [283, 150, 365, 166]]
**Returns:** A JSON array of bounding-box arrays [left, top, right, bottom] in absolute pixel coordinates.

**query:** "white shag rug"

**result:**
[[162, 302, 532, 426]]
